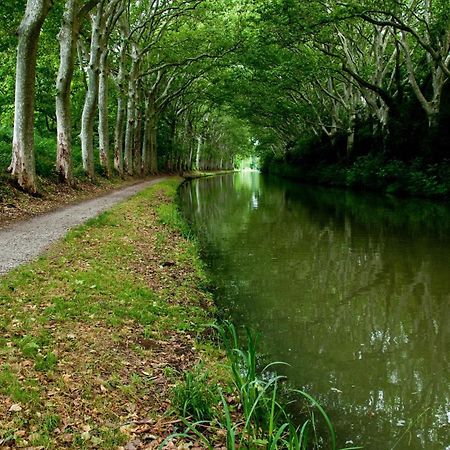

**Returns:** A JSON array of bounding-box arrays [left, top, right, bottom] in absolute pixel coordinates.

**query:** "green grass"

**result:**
[[172, 364, 220, 422], [0, 178, 220, 449], [0, 175, 360, 449]]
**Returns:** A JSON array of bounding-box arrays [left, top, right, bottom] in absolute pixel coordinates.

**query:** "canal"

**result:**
[[179, 171, 450, 450]]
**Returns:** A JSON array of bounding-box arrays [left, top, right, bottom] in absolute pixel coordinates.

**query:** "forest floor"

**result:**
[[0, 177, 168, 275], [0, 179, 228, 449], [0, 175, 160, 229]]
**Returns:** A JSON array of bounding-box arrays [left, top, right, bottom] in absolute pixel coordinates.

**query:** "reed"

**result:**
[[167, 320, 362, 449]]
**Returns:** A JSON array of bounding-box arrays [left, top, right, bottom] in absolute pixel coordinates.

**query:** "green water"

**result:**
[[179, 172, 450, 450]]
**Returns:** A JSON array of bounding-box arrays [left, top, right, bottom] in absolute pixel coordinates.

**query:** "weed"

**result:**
[[42, 414, 60, 433], [172, 364, 219, 421], [34, 351, 58, 371]]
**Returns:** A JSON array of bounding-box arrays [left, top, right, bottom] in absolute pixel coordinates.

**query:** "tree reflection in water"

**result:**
[[179, 172, 450, 450]]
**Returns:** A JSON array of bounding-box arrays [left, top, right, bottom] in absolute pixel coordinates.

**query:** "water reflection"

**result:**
[[179, 172, 450, 450]]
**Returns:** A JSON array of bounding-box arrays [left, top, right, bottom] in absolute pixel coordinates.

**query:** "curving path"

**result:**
[[0, 177, 168, 276]]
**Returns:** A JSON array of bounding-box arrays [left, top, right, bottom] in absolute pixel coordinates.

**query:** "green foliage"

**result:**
[[263, 150, 450, 198], [0, 0, 449, 190], [173, 365, 219, 421], [0, 127, 11, 170]]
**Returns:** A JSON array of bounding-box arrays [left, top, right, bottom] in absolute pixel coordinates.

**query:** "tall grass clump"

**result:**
[[172, 364, 219, 422], [166, 321, 361, 450]]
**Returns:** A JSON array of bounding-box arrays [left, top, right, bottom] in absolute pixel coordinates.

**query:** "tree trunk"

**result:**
[[149, 95, 158, 174], [56, 0, 99, 183], [149, 118, 158, 174], [113, 38, 127, 176], [133, 86, 142, 175], [401, 31, 443, 131], [114, 95, 125, 176], [98, 47, 111, 177], [195, 136, 202, 170], [345, 84, 357, 158], [142, 95, 152, 175], [124, 90, 136, 175], [56, 0, 79, 184], [142, 111, 149, 175], [124, 44, 139, 175], [10, 0, 52, 193], [80, 0, 104, 178]]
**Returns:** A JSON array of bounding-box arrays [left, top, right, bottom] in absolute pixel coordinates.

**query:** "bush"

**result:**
[[0, 127, 12, 171], [345, 154, 386, 190], [264, 150, 450, 199]]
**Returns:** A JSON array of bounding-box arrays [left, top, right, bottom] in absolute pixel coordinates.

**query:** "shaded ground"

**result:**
[[0, 180, 226, 449], [0, 176, 157, 229], [0, 177, 167, 275]]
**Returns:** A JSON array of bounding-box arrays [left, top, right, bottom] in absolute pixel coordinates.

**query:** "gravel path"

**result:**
[[0, 177, 168, 276]]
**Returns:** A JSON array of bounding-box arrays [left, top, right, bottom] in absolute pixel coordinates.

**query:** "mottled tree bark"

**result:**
[[113, 38, 127, 176], [10, 0, 52, 193], [98, 47, 111, 177], [132, 85, 142, 175], [149, 116, 158, 174], [80, 0, 105, 178], [124, 44, 139, 175], [56, 0, 99, 183], [195, 136, 202, 170], [56, 0, 78, 183]]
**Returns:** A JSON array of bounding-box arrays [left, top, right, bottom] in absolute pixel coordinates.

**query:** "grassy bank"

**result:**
[[0, 179, 227, 448]]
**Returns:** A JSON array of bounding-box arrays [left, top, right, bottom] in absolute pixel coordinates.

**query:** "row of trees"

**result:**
[[3, 0, 250, 194], [4, 0, 448, 194], [215, 0, 449, 172]]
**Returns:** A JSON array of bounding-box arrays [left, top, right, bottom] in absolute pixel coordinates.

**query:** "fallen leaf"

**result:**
[[81, 431, 91, 440], [9, 404, 22, 412]]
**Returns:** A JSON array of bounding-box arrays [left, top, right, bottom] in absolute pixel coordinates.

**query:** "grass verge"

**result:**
[[0, 178, 225, 449]]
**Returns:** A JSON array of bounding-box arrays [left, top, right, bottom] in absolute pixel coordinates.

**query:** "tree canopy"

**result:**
[[0, 0, 449, 195]]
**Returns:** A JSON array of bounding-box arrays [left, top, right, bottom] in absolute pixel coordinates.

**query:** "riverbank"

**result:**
[[0, 176, 345, 450], [0, 178, 228, 449], [262, 155, 450, 200], [182, 170, 237, 181]]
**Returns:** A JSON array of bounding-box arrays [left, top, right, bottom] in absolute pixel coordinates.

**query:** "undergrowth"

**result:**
[[263, 154, 450, 199]]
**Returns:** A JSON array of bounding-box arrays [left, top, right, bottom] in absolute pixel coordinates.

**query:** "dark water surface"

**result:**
[[179, 172, 450, 450]]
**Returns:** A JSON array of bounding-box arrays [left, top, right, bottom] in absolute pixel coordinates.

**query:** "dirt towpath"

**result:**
[[0, 177, 168, 275]]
